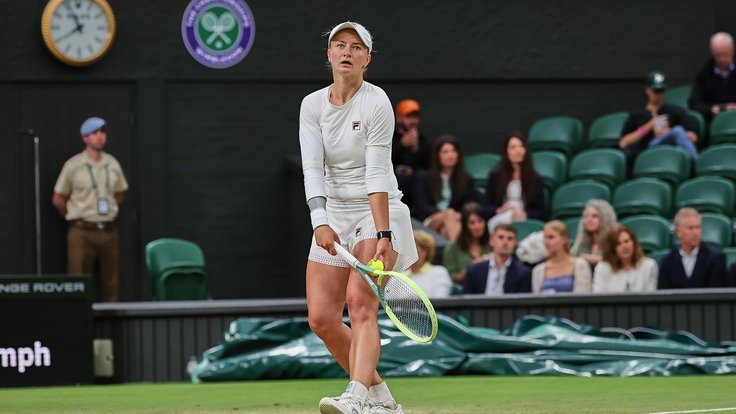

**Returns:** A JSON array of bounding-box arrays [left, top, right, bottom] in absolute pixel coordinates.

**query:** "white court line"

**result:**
[[647, 408, 736, 414]]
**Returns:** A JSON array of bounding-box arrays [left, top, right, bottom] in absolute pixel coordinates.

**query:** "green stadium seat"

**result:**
[[633, 146, 691, 187], [563, 216, 581, 243], [528, 116, 583, 157], [696, 144, 736, 181], [145, 238, 209, 301], [724, 247, 736, 267], [512, 219, 545, 242], [710, 110, 736, 145], [551, 180, 610, 219], [687, 110, 706, 143], [620, 215, 672, 253], [613, 178, 672, 218], [588, 112, 628, 148], [663, 84, 692, 108], [465, 152, 501, 196], [700, 213, 733, 248], [532, 151, 567, 192], [675, 176, 736, 216], [568, 148, 626, 189], [647, 248, 671, 265]]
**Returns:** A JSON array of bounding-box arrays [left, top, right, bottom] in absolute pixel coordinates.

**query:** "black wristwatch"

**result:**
[[376, 230, 393, 241]]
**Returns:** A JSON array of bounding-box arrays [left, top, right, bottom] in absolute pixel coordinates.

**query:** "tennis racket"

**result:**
[[333, 243, 438, 343]]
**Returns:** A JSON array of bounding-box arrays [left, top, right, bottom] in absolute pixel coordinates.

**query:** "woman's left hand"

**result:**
[[511, 208, 527, 221], [374, 238, 398, 271]]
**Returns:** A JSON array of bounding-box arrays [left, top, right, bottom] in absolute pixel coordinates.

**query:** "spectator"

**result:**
[[392, 99, 431, 210], [52, 117, 129, 303], [412, 134, 475, 240], [658, 208, 728, 289], [620, 70, 699, 172], [463, 224, 531, 294], [532, 220, 592, 294], [482, 133, 546, 225], [593, 225, 658, 293], [443, 202, 491, 283], [689, 32, 736, 125], [406, 230, 452, 298], [571, 199, 618, 268], [729, 261, 736, 287]]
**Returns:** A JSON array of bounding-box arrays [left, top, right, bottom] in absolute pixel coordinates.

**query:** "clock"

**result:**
[[41, 0, 116, 66]]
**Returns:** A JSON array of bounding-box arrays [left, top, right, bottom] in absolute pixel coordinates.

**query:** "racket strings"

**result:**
[[380, 275, 433, 340]]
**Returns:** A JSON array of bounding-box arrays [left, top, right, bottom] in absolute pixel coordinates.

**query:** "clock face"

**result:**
[[42, 0, 116, 66]]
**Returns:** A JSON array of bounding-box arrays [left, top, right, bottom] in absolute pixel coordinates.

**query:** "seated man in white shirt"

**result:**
[[658, 208, 727, 289], [462, 224, 532, 294]]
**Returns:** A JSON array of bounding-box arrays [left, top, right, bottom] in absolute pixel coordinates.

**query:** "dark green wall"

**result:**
[[0, 0, 732, 300]]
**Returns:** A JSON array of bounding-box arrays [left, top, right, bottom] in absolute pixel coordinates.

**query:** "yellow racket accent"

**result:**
[[372, 269, 438, 343], [333, 244, 438, 343]]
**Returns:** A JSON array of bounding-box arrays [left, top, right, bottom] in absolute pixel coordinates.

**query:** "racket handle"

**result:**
[[333, 244, 360, 268]]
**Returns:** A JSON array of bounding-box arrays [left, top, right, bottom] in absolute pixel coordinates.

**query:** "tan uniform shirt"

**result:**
[[54, 152, 129, 222]]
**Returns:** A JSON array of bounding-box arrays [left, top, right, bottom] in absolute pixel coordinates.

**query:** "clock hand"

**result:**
[[63, 1, 82, 28], [55, 25, 81, 42]]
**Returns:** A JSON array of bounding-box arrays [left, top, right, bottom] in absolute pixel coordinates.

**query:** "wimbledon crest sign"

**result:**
[[182, 0, 256, 69]]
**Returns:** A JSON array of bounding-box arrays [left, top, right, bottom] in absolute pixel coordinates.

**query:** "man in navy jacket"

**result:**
[[463, 224, 531, 294], [658, 208, 728, 289], [688, 32, 736, 125]]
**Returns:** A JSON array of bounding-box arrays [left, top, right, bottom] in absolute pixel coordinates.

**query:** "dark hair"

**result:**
[[457, 202, 489, 252], [601, 225, 644, 272], [429, 134, 471, 201], [491, 133, 539, 207], [493, 223, 517, 236]]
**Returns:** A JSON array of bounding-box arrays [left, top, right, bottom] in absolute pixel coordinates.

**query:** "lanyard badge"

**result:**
[[97, 197, 110, 215], [87, 163, 112, 216]]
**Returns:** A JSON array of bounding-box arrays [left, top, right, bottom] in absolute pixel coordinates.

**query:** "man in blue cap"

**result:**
[[52, 117, 129, 302]]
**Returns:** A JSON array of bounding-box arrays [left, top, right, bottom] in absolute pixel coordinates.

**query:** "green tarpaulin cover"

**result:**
[[192, 314, 736, 382]]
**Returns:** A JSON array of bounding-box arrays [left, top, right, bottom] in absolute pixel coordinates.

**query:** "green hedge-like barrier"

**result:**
[[192, 314, 736, 382]]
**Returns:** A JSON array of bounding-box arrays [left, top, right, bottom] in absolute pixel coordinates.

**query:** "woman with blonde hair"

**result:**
[[571, 199, 618, 267], [532, 220, 592, 293], [593, 225, 658, 293], [407, 230, 452, 298]]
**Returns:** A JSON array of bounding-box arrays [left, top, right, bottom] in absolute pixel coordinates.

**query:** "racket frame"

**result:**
[[333, 243, 438, 343]]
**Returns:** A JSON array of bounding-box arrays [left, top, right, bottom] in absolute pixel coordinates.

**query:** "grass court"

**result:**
[[1, 376, 735, 413]]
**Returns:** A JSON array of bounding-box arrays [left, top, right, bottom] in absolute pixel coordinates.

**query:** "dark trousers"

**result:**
[[67, 220, 120, 302]]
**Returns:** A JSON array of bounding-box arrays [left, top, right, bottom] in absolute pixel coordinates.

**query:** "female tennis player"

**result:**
[[299, 21, 417, 414]]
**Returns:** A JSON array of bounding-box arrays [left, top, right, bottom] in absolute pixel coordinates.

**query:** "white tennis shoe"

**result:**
[[319, 393, 365, 414], [363, 399, 404, 414]]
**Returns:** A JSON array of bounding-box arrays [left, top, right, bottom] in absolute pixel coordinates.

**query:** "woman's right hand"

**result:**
[[454, 269, 467, 283], [315, 225, 341, 255], [580, 253, 600, 266], [497, 204, 512, 214], [472, 255, 487, 264]]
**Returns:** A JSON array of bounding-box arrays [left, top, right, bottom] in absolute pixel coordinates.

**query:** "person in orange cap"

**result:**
[[392, 99, 430, 210]]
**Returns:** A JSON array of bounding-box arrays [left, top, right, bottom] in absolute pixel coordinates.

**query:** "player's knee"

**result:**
[[346, 298, 378, 326], [308, 311, 341, 339]]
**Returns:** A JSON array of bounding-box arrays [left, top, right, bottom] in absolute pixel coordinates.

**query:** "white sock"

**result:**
[[344, 380, 368, 401], [368, 381, 394, 403]]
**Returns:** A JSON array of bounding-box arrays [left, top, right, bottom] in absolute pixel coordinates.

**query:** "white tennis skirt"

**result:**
[[308, 198, 418, 272]]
